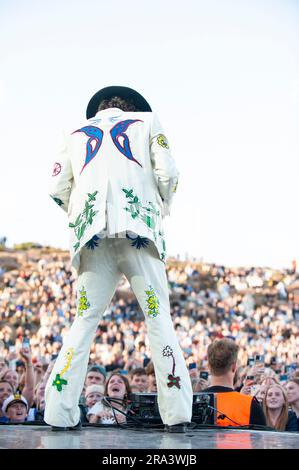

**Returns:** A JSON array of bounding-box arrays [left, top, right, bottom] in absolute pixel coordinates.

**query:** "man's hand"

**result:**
[[198, 378, 209, 389]]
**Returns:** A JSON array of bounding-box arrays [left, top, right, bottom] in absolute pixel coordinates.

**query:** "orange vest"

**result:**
[[216, 392, 252, 426]]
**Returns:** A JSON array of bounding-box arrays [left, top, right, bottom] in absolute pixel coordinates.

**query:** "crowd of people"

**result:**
[[0, 247, 298, 431]]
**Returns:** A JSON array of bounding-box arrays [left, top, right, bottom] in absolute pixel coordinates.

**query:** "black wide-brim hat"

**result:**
[[86, 85, 152, 119]]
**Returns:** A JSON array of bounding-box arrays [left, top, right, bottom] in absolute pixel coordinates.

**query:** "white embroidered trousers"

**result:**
[[44, 238, 193, 427]]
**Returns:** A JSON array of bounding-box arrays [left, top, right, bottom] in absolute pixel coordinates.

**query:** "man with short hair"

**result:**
[[203, 339, 266, 426], [85, 365, 107, 387], [130, 368, 148, 392], [45, 86, 193, 432]]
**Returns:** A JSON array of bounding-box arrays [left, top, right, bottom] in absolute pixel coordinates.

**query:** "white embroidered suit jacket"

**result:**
[[49, 107, 179, 273]]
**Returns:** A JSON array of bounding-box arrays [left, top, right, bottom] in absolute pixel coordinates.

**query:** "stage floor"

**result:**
[[0, 425, 298, 449]]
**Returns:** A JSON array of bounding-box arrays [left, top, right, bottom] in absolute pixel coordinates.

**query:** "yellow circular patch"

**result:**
[[157, 134, 169, 149]]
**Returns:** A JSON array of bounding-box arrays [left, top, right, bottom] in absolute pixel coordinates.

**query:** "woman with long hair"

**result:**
[[263, 384, 298, 431], [27, 381, 46, 421], [88, 373, 131, 424]]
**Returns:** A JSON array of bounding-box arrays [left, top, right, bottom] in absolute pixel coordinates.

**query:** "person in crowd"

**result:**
[[0, 357, 9, 374], [0, 346, 35, 407], [188, 363, 199, 381], [27, 382, 46, 422], [16, 360, 26, 380], [190, 369, 210, 392], [80, 384, 105, 423], [202, 338, 266, 426], [0, 380, 14, 422], [32, 359, 46, 388], [0, 368, 19, 390], [285, 378, 299, 427], [240, 374, 279, 399], [232, 365, 245, 392], [79, 364, 107, 406], [146, 361, 157, 393], [85, 384, 105, 409], [88, 373, 131, 424], [1, 239, 299, 430], [254, 383, 268, 404], [85, 365, 107, 387], [263, 384, 298, 431], [1, 393, 29, 423], [129, 368, 148, 393]]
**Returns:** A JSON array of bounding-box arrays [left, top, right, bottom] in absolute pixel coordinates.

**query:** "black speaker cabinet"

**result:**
[[127, 392, 216, 425]]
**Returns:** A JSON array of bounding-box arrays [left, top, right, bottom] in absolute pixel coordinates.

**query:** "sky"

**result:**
[[0, 0, 298, 269]]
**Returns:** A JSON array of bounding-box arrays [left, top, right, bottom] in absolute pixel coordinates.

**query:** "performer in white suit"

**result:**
[[44, 86, 193, 432]]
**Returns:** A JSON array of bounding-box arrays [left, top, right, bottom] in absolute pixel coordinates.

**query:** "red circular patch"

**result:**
[[52, 162, 61, 176]]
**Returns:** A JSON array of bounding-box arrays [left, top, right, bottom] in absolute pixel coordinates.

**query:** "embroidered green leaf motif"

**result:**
[[78, 223, 87, 240], [69, 216, 81, 228], [75, 214, 82, 226], [82, 202, 93, 218], [88, 191, 98, 201], [52, 374, 68, 392], [141, 214, 155, 230], [69, 191, 99, 252], [122, 188, 134, 199], [87, 210, 97, 225], [123, 188, 165, 256]]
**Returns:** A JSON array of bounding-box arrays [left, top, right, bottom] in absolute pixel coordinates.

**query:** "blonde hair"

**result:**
[[263, 384, 289, 431]]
